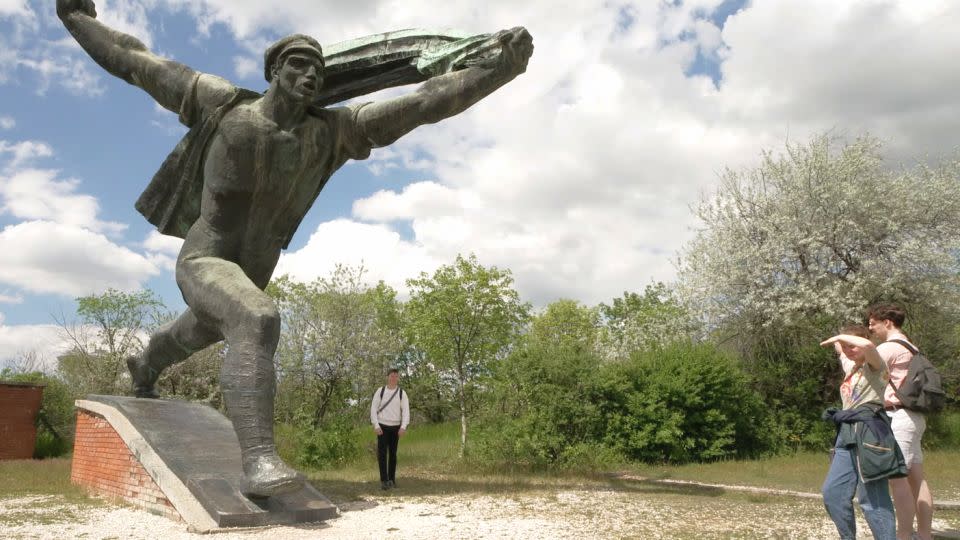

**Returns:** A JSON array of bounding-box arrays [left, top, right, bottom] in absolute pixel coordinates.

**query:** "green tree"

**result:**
[[598, 283, 700, 361], [678, 133, 960, 329], [405, 254, 530, 456], [56, 288, 165, 396], [268, 266, 406, 428], [475, 299, 610, 468], [677, 133, 960, 443], [527, 299, 600, 352]]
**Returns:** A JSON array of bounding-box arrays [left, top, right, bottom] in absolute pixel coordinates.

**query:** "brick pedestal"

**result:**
[[70, 396, 337, 532], [71, 409, 181, 521]]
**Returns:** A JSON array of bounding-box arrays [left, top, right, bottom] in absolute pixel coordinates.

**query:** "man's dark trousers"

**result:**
[[377, 424, 401, 483]]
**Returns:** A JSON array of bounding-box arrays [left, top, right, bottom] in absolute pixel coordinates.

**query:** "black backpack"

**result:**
[[886, 339, 946, 414]]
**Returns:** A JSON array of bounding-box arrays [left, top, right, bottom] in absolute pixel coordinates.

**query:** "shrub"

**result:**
[[276, 419, 363, 470], [34, 430, 71, 459], [600, 342, 769, 463], [473, 343, 606, 468]]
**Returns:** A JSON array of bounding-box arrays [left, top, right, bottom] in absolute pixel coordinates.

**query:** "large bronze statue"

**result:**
[[57, 0, 532, 498]]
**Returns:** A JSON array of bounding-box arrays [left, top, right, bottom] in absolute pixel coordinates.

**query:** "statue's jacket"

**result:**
[[135, 73, 373, 250]]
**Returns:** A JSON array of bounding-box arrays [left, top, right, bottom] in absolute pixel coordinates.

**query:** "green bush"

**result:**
[[473, 343, 606, 468], [763, 407, 838, 454], [600, 342, 769, 463], [475, 341, 770, 468], [34, 430, 71, 459], [744, 338, 843, 453], [276, 419, 363, 470]]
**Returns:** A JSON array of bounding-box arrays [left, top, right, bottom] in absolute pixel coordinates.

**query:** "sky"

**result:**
[[2, 0, 960, 368]]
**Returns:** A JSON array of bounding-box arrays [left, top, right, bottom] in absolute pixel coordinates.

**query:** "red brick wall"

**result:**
[[0, 382, 44, 460], [71, 409, 182, 521]]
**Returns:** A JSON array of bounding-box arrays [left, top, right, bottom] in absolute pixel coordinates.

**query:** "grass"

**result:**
[[0, 457, 96, 502], [0, 457, 105, 527], [625, 449, 960, 500], [306, 423, 578, 502], [296, 422, 960, 507]]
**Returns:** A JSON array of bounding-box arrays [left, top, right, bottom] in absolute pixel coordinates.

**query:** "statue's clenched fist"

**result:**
[[57, 0, 97, 20], [495, 27, 534, 76]]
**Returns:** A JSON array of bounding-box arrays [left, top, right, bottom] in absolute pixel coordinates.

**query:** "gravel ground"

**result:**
[[1, 489, 958, 539]]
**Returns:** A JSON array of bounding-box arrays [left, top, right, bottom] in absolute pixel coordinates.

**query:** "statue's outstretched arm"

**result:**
[[57, 0, 196, 114], [355, 27, 533, 147]]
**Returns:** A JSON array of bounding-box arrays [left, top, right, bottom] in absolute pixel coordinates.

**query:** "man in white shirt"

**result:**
[[867, 303, 934, 540], [370, 369, 410, 490]]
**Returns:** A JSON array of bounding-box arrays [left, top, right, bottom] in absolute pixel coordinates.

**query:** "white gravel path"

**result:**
[[2, 489, 958, 539]]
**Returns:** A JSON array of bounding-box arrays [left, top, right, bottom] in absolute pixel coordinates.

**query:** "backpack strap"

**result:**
[[884, 339, 917, 402], [380, 386, 385, 399], [886, 338, 918, 355], [377, 387, 401, 414]]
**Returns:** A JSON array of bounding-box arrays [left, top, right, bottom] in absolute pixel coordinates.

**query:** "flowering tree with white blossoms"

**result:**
[[678, 133, 960, 331]]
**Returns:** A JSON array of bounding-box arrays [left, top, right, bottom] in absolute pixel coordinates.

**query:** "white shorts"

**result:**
[[887, 408, 926, 466]]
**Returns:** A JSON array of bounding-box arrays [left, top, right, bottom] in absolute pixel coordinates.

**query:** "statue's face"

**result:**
[[275, 52, 324, 103]]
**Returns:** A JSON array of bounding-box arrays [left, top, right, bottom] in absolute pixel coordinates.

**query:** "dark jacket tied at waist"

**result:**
[[823, 405, 908, 482]]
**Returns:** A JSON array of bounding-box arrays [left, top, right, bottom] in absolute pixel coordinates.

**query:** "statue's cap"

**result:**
[[264, 34, 324, 82]]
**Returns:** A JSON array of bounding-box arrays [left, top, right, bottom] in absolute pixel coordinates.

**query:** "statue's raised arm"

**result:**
[[354, 26, 534, 147], [58, 0, 196, 115]]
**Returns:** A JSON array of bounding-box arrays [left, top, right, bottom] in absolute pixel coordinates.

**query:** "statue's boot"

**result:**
[[126, 330, 189, 398], [241, 446, 304, 498], [223, 390, 305, 498], [126, 354, 162, 398]]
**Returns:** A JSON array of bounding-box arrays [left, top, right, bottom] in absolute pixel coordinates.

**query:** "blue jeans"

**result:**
[[822, 445, 896, 540]]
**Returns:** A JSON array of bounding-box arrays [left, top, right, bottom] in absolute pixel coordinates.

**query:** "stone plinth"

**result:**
[[72, 396, 338, 532]]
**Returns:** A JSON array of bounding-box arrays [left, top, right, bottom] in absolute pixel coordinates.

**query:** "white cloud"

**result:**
[[716, 0, 960, 158], [0, 141, 127, 234], [0, 168, 127, 234], [143, 230, 184, 255], [0, 140, 52, 168], [0, 322, 68, 372], [0, 116, 14, 130], [276, 219, 442, 295], [0, 292, 23, 304], [233, 55, 259, 80], [142, 230, 183, 271], [0, 0, 31, 19], [15, 54, 107, 97], [353, 181, 466, 222], [0, 220, 159, 296]]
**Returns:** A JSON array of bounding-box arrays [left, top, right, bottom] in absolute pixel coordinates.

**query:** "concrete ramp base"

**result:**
[[73, 395, 337, 531]]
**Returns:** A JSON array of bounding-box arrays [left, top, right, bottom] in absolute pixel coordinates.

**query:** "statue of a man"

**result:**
[[57, 0, 532, 498]]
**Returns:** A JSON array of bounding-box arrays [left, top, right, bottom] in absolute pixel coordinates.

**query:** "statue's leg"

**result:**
[[127, 309, 223, 398], [176, 256, 303, 498]]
